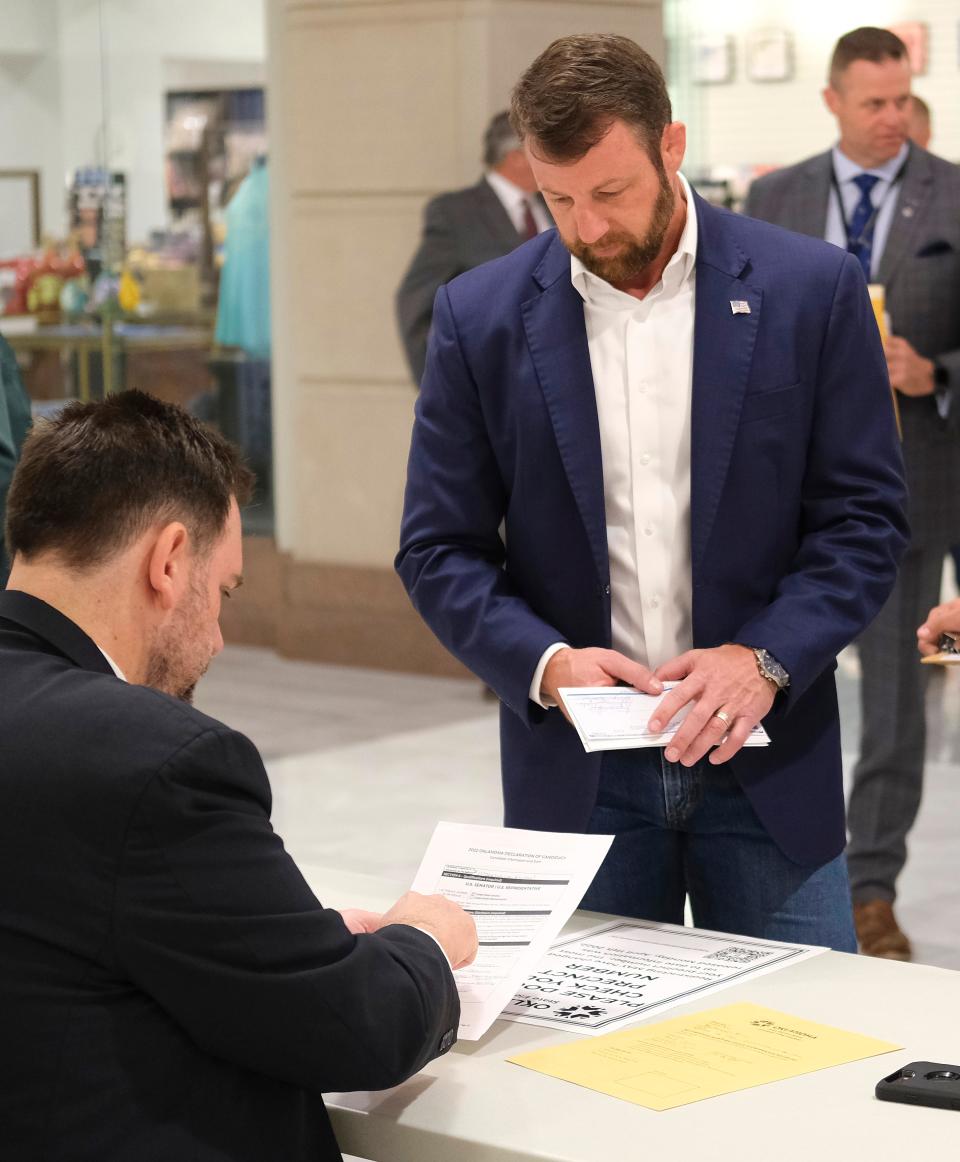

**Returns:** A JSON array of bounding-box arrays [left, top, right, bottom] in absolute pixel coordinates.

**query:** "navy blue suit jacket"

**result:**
[[397, 194, 908, 866]]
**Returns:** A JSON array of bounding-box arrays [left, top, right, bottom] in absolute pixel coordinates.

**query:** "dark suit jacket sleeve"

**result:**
[[112, 726, 459, 1094], [396, 195, 464, 385], [741, 186, 759, 220], [732, 252, 908, 702], [741, 176, 768, 221], [397, 284, 568, 718], [742, 168, 792, 224]]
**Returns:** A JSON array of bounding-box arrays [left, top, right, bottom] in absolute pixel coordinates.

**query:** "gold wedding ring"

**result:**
[[713, 710, 732, 728]]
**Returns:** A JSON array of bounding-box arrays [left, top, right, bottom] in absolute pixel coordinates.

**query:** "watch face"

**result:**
[[758, 649, 788, 688]]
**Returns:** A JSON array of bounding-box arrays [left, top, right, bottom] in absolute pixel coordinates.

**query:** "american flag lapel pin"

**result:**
[[730, 300, 751, 315]]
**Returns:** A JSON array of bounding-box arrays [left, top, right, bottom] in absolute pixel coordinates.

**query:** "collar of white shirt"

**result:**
[[97, 645, 127, 681], [569, 173, 698, 309], [831, 141, 908, 191]]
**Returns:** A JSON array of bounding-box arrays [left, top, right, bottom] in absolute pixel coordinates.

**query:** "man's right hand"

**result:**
[[542, 647, 662, 722], [380, 891, 478, 970]]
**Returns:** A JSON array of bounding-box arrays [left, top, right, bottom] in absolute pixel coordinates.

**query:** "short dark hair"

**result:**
[[510, 34, 671, 163], [483, 111, 520, 168], [6, 390, 254, 569], [829, 27, 908, 87]]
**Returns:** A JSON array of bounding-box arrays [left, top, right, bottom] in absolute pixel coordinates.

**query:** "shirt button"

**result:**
[[651, 596, 660, 608], [644, 526, 654, 536], [637, 381, 647, 394], [639, 453, 651, 466]]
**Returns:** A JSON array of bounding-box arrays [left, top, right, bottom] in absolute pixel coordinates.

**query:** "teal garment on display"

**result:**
[[215, 159, 271, 357], [0, 335, 32, 584]]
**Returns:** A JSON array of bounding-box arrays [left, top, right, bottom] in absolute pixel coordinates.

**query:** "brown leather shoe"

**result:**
[[854, 900, 912, 961]]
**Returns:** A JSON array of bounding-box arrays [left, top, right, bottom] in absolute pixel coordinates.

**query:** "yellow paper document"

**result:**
[[510, 1002, 900, 1110]]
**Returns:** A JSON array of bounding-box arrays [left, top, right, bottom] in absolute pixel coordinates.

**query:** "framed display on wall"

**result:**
[[692, 35, 735, 85], [746, 29, 794, 83]]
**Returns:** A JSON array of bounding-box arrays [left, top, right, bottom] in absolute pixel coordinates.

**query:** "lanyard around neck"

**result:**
[[830, 155, 909, 250]]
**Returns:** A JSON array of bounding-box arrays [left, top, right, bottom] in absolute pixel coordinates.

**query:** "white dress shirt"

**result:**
[[825, 142, 908, 279], [530, 175, 698, 706], [485, 170, 551, 236]]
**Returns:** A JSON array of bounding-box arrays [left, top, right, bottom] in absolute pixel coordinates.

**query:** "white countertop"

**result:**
[[302, 864, 960, 1162]]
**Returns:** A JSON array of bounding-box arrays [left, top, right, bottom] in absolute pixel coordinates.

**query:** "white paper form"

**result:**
[[501, 919, 824, 1036], [411, 823, 613, 1041], [559, 683, 771, 753]]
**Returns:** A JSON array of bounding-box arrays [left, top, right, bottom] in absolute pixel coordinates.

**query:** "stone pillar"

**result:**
[[255, 0, 663, 672]]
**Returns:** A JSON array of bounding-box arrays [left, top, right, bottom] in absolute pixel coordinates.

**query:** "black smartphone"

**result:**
[[876, 1062, 960, 1111]]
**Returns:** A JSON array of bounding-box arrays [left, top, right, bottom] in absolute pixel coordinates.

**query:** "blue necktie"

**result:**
[[847, 173, 880, 280]]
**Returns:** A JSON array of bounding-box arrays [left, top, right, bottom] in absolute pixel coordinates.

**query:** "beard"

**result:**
[[568, 169, 676, 286], [144, 572, 213, 704]]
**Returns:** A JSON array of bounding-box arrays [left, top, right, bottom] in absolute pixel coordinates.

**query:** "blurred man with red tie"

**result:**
[[396, 111, 551, 384]]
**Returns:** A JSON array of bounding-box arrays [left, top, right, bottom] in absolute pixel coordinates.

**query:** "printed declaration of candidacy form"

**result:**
[[411, 823, 613, 1040]]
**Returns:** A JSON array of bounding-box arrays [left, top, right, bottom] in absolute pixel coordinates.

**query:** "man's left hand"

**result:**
[[885, 335, 934, 397], [650, 644, 776, 766]]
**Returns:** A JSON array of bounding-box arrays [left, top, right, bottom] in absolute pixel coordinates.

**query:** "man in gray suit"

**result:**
[[396, 111, 551, 384], [745, 27, 960, 960]]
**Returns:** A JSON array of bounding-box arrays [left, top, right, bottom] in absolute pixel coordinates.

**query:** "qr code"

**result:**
[[703, 946, 767, 965]]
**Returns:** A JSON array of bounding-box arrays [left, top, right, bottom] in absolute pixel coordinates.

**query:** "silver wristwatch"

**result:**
[[750, 647, 790, 691]]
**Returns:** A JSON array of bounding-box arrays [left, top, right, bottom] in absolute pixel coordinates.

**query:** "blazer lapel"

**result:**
[[690, 195, 762, 573], [0, 590, 115, 675], [876, 145, 934, 287], [521, 236, 608, 585]]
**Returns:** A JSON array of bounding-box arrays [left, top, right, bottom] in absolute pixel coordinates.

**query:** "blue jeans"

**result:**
[[581, 748, 857, 953]]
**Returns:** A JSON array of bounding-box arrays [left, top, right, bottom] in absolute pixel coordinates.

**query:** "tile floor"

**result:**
[[195, 644, 960, 972]]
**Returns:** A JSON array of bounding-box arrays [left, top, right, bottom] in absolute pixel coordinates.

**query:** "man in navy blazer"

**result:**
[[397, 35, 908, 951]]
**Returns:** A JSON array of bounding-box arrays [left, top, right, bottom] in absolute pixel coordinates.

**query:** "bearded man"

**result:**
[[397, 34, 908, 950], [0, 391, 475, 1162]]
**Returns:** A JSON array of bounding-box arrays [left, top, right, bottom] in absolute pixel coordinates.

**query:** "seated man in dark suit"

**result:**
[[0, 391, 475, 1162]]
